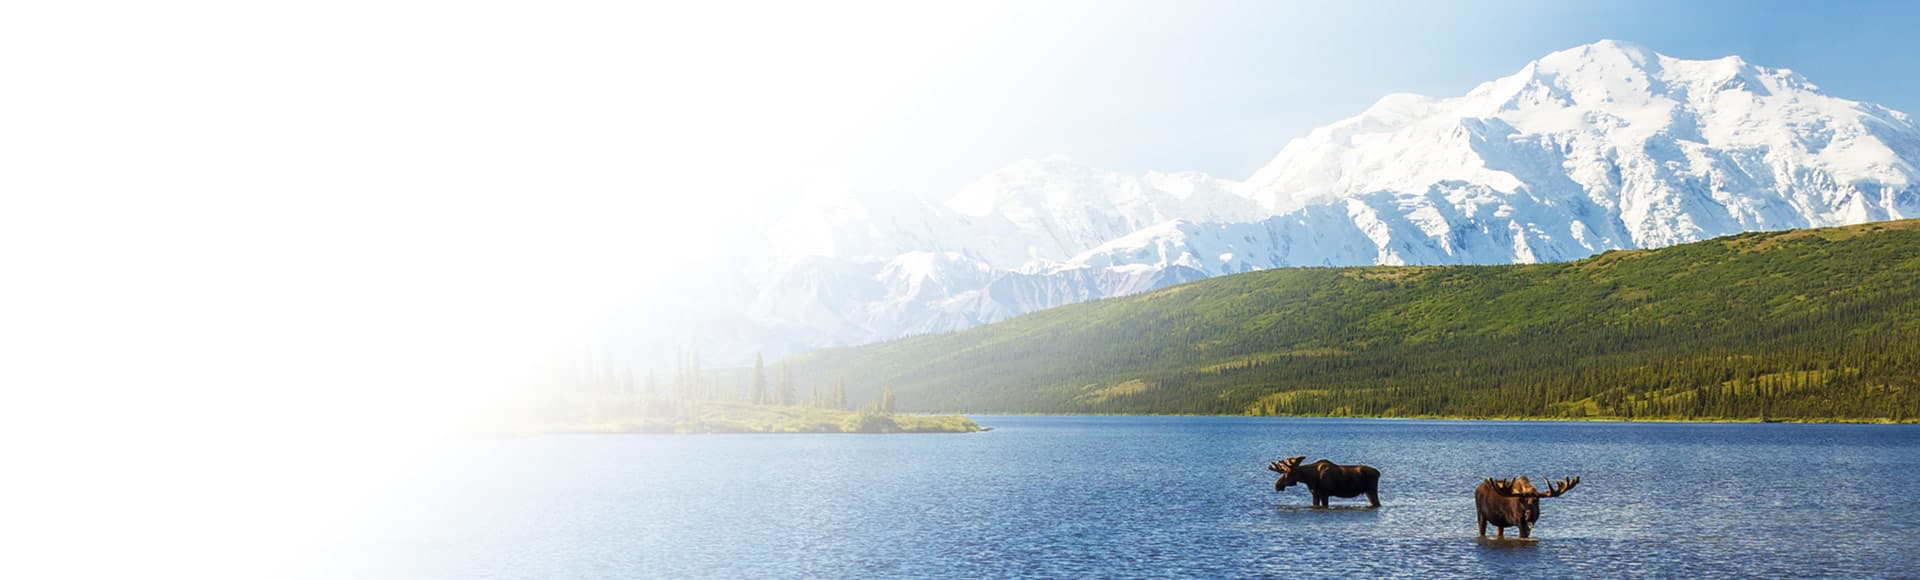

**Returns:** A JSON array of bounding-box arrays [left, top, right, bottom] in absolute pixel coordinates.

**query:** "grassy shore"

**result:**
[[540, 401, 982, 434], [958, 410, 1919, 425], [1313, 413, 1920, 425]]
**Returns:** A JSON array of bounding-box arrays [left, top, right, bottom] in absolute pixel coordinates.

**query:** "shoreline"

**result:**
[[462, 412, 1912, 438], [932, 411, 1919, 426], [538, 416, 984, 435], [492, 402, 985, 435], [472, 409, 1913, 437]]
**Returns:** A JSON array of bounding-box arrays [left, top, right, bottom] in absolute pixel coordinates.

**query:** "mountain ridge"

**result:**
[[786, 219, 1920, 421]]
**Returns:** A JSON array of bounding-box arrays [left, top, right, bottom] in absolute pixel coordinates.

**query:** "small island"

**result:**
[[545, 401, 981, 434], [490, 354, 980, 435]]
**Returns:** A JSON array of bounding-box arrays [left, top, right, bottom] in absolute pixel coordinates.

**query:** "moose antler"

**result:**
[[1535, 476, 1579, 498], [1267, 456, 1305, 473], [1482, 477, 1514, 495], [1487, 475, 1579, 498]]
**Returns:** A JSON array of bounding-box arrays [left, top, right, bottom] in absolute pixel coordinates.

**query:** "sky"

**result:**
[[777, 0, 1920, 197], [5, 3, 1919, 574]]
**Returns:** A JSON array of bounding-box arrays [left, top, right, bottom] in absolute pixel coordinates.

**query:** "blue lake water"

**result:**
[[342, 416, 1920, 577]]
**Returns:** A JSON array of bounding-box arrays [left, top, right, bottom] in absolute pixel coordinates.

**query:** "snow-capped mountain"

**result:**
[[684, 40, 1920, 363], [718, 157, 1240, 359], [941, 155, 1266, 267], [766, 155, 1264, 269], [1068, 40, 1920, 276]]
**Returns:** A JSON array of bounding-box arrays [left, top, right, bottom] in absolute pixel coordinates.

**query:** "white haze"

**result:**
[[0, 1, 1048, 578]]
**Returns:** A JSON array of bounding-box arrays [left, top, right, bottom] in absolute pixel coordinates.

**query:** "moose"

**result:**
[[1474, 475, 1580, 539], [1268, 456, 1382, 507]]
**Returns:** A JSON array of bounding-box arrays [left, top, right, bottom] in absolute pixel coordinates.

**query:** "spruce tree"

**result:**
[[776, 362, 796, 406], [751, 352, 767, 405], [673, 353, 685, 400], [691, 350, 703, 400], [604, 350, 619, 395]]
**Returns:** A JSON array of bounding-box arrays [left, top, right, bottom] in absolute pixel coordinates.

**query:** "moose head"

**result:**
[[1267, 456, 1307, 491]]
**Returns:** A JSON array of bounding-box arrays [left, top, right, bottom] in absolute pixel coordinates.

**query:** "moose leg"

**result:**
[[1366, 490, 1380, 507], [1496, 526, 1505, 539], [1518, 522, 1531, 539], [1478, 515, 1487, 537]]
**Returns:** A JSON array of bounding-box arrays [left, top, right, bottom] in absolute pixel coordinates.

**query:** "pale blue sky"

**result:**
[[807, 0, 1920, 196]]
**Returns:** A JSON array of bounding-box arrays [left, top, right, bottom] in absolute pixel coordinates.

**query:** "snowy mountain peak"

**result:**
[[933, 157, 1263, 267], [1541, 38, 1658, 69], [1239, 41, 1920, 223], [944, 155, 1096, 217]]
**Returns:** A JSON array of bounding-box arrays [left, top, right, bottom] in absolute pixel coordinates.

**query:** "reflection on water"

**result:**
[[1474, 537, 1541, 549], [333, 416, 1920, 578], [1271, 505, 1380, 513]]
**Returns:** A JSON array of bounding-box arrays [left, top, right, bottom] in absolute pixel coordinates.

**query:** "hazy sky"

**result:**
[[782, 0, 1920, 197]]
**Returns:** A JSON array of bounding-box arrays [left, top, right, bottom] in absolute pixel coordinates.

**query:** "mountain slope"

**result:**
[[789, 220, 1920, 421], [733, 157, 1262, 358]]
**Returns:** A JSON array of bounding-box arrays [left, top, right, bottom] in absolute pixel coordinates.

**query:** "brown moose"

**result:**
[[1474, 475, 1580, 539], [1268, 456, 1382, 507]]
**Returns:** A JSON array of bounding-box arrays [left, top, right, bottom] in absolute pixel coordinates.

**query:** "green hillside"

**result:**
[[789, 220, 1920, 422]]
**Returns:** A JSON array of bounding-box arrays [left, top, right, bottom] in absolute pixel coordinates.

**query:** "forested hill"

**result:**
[[789, 220, 1920, 421]]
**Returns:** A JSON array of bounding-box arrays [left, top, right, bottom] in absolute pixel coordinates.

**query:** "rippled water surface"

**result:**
[[346, 417, 1920, 577]]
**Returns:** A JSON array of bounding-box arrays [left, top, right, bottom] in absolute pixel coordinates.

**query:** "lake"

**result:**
[[340, 416, 1920, 577]]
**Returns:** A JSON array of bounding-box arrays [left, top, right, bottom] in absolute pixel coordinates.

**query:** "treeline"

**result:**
[[517, 349, 863, 427], [787, 220, 1920, 422]]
